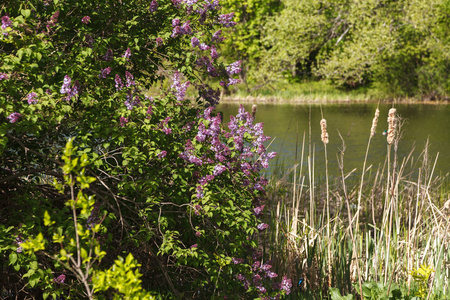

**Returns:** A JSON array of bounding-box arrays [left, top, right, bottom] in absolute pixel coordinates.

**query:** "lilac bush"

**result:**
[[0, 0, 289, 298]]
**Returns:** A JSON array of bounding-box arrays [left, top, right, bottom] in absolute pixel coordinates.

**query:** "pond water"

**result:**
[[217, 102, 450, 181]]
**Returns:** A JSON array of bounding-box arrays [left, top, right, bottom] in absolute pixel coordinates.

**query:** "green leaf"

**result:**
[[9, 252, 17, 265], [21, 9, 31, 18]]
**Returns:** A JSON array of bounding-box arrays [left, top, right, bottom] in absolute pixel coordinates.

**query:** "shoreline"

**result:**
[[220, 95, 449, 105]]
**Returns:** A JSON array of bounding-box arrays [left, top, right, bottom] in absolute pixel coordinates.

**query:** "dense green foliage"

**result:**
[[0, 1, 290, 298], [221, 0, 450, 99]]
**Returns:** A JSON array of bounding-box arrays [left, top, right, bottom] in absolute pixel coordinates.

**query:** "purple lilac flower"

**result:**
[[85, 34, 94, 48], [14, 236, 24, 253], [212, 30, 224, 42], [160, 117, 172, 134], [252, 261, 261, 270], [119, 117, 129, 127], [172, 18, 180, 27], [237, 274, 245, 281], [181, 21, 192, 34], [261, 263, 272, 271], [81, 16, 90, 24], [122, 48, 131, 59], [115, 74, 123, 90], [87, 202, 100, 230], [171, 71, 190, 102], [256, 286, 267, 294], [0, 73, 9, 80], [149, 0, 158, 12], [195, 231, 201, 237], [232, 258, 244, 264], [210, 47, 219, 59], [125, 71, 135, 87], [66, 81, 79, 101], [1, 16, 12, 30], [226, 60, 242, 76], [99, 67, 112, 79], [146, 105, 153, 116], [46, 89, 52, 95], [2, 16, 12, 35], [267, 271, 278, 278], [281, 276, 292, 295], [257, 223, 269, 231], [183, 0, 198, 5], [227, 78, 241, 86], [204, 0, 220, 10], [199, 43, 210, 50], [47, 11, 59, 29], [218, 13, 236, 27], [156, 37, 163, 46], [189, 244, 198, 249], [253, 205, 265, 216], [103, 49, 113, 61], [196, 185, 204, 198], [124, 94, 140, 110], [267, 152, 277, 159], [27, 92, 38, 104], [191, 36, 200, 47], [54, 274, 66, 284], [157, 150, 167, 159], [213, 164, 226, 176], [60, 75, 71, 94]]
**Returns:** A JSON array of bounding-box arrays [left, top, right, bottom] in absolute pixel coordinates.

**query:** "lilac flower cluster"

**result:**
[[179, 139, 203, 166], [125, 71, 135, 87], [191, 37, 200, 47], [14, 235, 24, 253], [212, 30, 225, 43], [236, 259, 292, 298], [155, 37, 163, 46], [27, 92, 38, 104], [119, 117, 129, 127], [47, 11, 59, 30], [81, 16, 90, 24], [171, 71, 190, 102], [124, 93, 140, 110], [196, 56, 217, 76], [0, 73, 9, 80], [171, 19, 192, 37], [99, 67, 111, 79], [60, 75, 79, 101], [157, 150, 167, 159], [160, 117, 172, 135], [7, 112, 21, 123], [149, 0, 158, 12], [103, 49, 113, 61], [1, 16, 12, 35], [183, 0, 198, 5], [218, 13, 236, 28], [122, 48, 131, 59], [54, 274, 66, 284], [226, 60, 242, 76], [115, 74, 123, 90]]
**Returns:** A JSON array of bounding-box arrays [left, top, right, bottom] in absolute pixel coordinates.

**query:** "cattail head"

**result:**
[[251, 104, 257, 119], [320, 118, 329, 144], [387, 108, 397, 144], [370, 108, 380, 137]]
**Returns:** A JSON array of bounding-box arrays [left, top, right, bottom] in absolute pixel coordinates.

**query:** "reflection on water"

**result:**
[[217, 103, 450, 180]]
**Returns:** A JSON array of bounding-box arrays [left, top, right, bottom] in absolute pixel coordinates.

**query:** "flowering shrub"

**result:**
[[0, 0, 287, 298]]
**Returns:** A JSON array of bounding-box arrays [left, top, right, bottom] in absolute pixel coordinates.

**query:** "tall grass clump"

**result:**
[[264, 107, 450, 299]]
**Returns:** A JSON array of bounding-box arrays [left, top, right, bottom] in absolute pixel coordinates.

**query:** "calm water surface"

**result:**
[[217, 103, 450, 180]]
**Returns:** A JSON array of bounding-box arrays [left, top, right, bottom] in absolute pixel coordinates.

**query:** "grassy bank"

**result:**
[[261, 107, 450, 299], [222, 80, 448, 104]]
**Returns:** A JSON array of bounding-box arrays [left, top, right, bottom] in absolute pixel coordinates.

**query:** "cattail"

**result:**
[[320, 118, 329, 144], [251, 104, 257, 119], [387, 108, 397, 144], [370, 108, 380, 137]]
